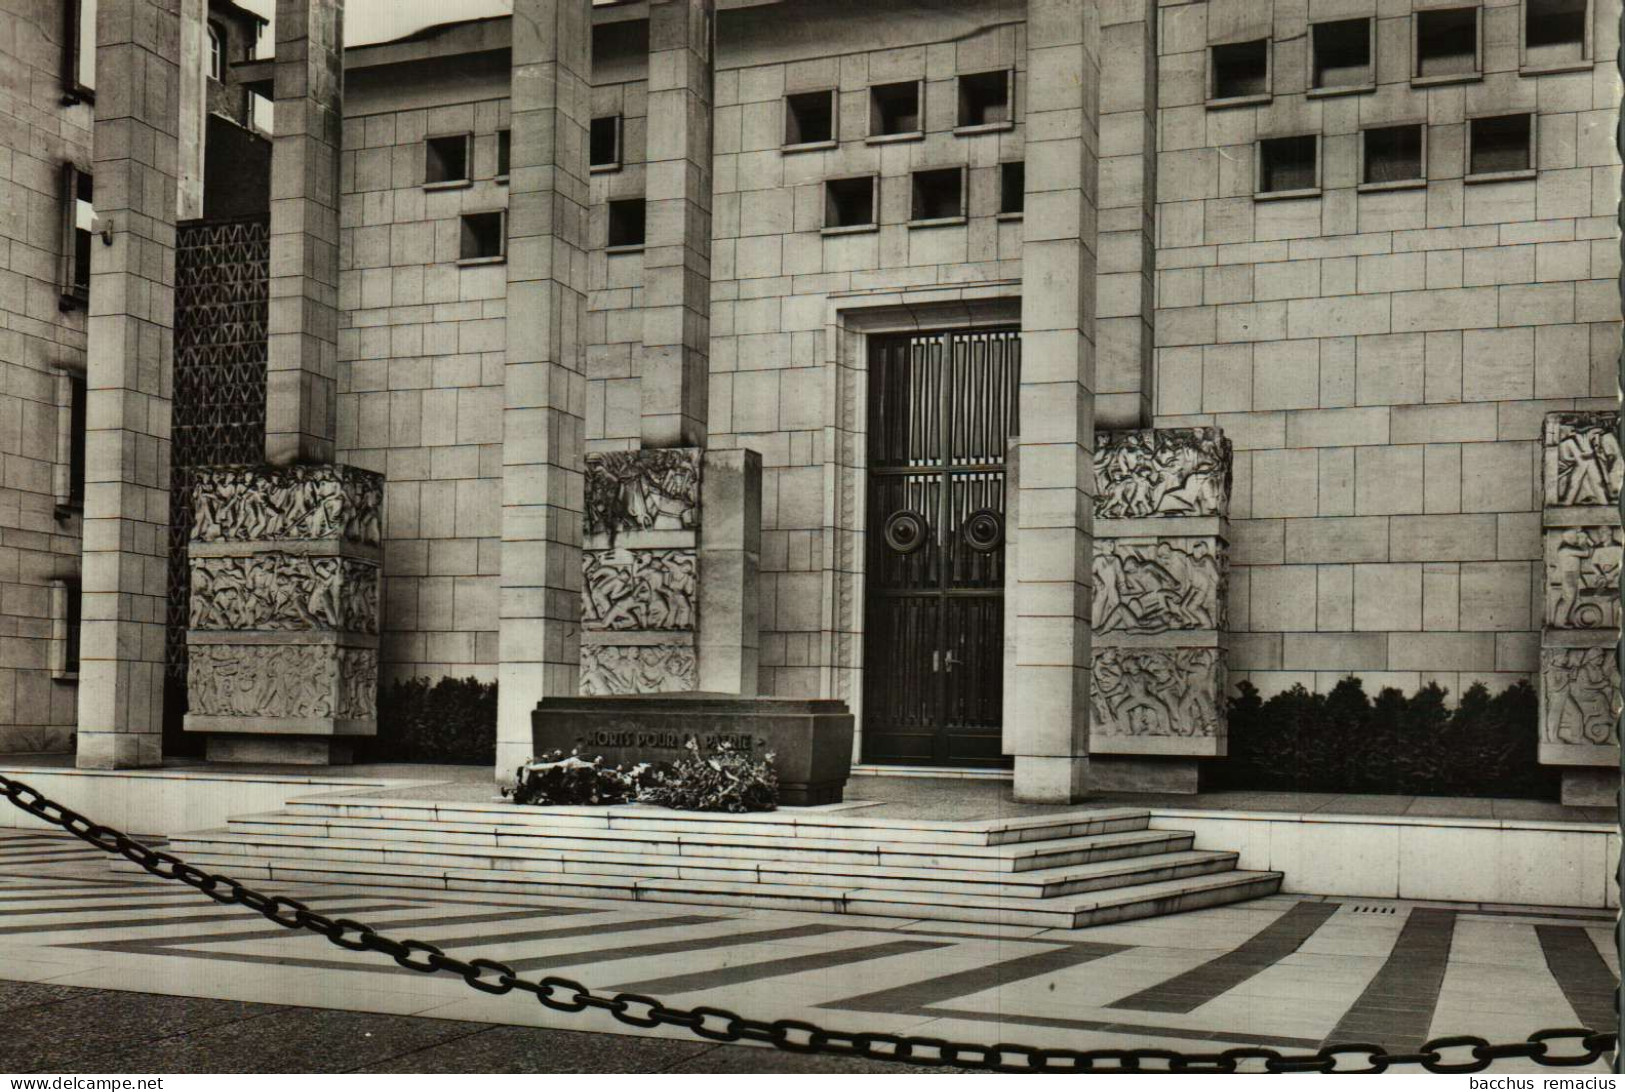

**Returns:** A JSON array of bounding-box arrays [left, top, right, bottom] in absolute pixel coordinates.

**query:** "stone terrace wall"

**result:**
[[1152, 0, 1623, 701]]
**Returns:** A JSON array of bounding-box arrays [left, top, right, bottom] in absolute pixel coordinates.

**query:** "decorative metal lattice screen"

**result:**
[[167, 217, 270, 689]]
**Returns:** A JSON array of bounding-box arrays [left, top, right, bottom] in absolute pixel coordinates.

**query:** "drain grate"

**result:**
[[1350, 905, 1398, 915]]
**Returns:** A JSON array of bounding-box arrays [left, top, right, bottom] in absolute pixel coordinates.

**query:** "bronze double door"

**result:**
[[862, 328, 1020, 767]]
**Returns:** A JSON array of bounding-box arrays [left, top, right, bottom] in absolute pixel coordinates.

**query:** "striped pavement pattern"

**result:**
[[0, 830, 1612, 1056]]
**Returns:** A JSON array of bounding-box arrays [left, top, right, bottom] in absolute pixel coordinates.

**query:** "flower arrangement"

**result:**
[[505, 739, 779, 812]]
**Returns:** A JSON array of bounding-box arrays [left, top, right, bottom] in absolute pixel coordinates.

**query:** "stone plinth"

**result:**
[[532, 696, 854, 805], [1539, 412, 1621, 806], [185, 464, 383, 764], [1090, 428, 1233, 793]]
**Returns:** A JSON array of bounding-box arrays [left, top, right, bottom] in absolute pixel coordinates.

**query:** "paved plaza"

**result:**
[[0, 830, 1611, 1073]]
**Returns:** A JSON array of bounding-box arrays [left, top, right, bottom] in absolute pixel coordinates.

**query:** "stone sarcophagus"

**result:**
[[1089, 427, 1232, 793], [1539, 411, 1621, 806], [185, 464, 383, 764]]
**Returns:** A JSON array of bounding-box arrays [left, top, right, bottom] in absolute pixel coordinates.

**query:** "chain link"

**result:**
[[1, 772, 1615, 1074]]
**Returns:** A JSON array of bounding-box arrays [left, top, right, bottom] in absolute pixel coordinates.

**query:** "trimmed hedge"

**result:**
[[358, 676, 497, 766], [1204, 676, 1559, 800]]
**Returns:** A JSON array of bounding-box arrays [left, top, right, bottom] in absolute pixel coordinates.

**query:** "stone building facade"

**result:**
[[2, 0, 1619, 803]]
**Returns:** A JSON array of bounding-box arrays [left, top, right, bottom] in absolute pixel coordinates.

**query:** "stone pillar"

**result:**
[[177, 0, 208, 220], [640, 0, 713, 449], [264, 0, 344, 465], [1089, 428, 1232, 793], [498, 0, 593, 776], [1539, 411, 1621, 807], [75, 0, 184, 770], [1011, 1, 1102, 802], [697, 449, 759, 694], [1092, 0, 1156, 430]]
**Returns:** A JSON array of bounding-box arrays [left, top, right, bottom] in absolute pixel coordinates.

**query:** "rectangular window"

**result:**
[[956, 70, 1013, 130], [50, 577, 81, 681], [784, 90, 836, 147], [910, 168, 965, 224], [1361, 124, 1426, 188], [1256, 135, 1320, 197], [1414, 8, 1481, 82], [869, 80, 922, 140], [496, 129, 511, 181], [424, 133, 472, 187], [59, 164, 94, 309], [67, 372, 86, 509], [1311, 19, 1374, 92], [1210, 39, 1271, 104], [1524, 0, 1589, 70], [1467, 114, 1535, 179], [607, 198, 646, 249], [823, 176, 877, 232], [590, 116, 622, 171], [1000, 161, 1025, 216], [62, 0, 97, 104], [458, 211, 507, 263]]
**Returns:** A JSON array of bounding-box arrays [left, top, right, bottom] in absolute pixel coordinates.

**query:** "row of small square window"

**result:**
[[781, 70, 1014, 149], [1210, 0, 1590, 106], [1257, 114, 1536, 198]]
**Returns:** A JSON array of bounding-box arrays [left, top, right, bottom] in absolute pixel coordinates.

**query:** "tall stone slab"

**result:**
[[1089, 428, 1232, 793], [499, 0, 594, 775], [1011, 0, 1102, 802], [76, 0, 185, 770], [264, 0, 344, 465], [1539, 411, 1621, 807]]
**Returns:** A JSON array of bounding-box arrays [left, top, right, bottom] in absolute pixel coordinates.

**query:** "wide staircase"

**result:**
[[123, 795, 1283, 930]]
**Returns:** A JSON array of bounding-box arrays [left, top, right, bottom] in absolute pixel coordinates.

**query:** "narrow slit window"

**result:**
[[590, 116, 622, 170], [1000, 161, 1025, 216], [62, 0, 97, 103], [67, 372, 86, 509], [1257, 135, 1319, 195], [1468, 114, 1533, 177], [1362, 124, 1425, 185], [60, 164, 94, 307], [51, 578, 81, 680], [824, 176, 876, 230], [957, 70, 1012, 129], [1415, 8, 1480, 80], [459, 211, 506, 262], [911, 168, 965, 223], [784, 90, 836, 146], [607, 198, 646, 248], [1525, 0, 1588, 68], [425, 134, 472, 186], [496, 129, 511, 180], [1210, 39, 1270, 101], [870, 81, 922, 138], [208, 22, 225, 81], [1312, 19, 1373, 90]]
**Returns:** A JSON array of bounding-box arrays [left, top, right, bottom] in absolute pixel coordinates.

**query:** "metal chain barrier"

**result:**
[[1, 772, 1615, 1074]]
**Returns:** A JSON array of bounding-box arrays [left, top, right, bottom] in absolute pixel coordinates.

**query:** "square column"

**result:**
[[640, 0, 714, 449], [76, 0, 185, 770], [1010, 1, 1103, 802], [498, 0, 594, 775], [264, 0, 344, 465]]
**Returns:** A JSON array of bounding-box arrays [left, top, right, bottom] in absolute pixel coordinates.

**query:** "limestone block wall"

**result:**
[[0, 6, 98, 751], [1152, 0, 1624, 702]]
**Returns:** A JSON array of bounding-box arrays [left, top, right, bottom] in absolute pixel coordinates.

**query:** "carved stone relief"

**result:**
[[1090, 647, 1225, 740], [337, 647, 380, 720], [1541, 647, 1621, 749], [585, 448, 701, 542], [191, 464, 385, 545], [1094, 428, 1233, 520], [579, 643, 698, 696], [1545, 527, 1622, 631], [583, 549, 697, 632], [1093, 538, 1226, 634], [190, 555, 380, 634], [1545, 411, 1622, 508], [188, 644, 378, 720]]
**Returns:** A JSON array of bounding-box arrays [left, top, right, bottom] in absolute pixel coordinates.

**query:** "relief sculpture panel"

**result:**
[[1541, 647, 1621, 749], [1091, 648, 1225, 741], [190, 555, 380, 634], [1545, 411, 1622, 508], [1545, 527, 1622, 631], [189, 644, 377, 720], [579, 643, 698, 696], [583, 549, 698, 632], [191, 464, 385, 545], [1094, 428, 1232, 520], [585, 448, 701, 542], [1093, 538, 1226, 634]]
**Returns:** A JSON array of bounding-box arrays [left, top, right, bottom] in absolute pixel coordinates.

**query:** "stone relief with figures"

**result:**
[[189, 555, 380, 634], [1541, 647, 1621, 749], [1093, 538, 1226, 634], [585, 448, 702, 542], [579, 643, 699, 696], [1094, 428, 1232, 520], [190, 464, 384, 546], [1545, 411, 1622, 509], [188, 644, 378, 720], [583, 549, 698, 632], [1545, 526, 1622, 631], [1090, 647, 1225, 740]]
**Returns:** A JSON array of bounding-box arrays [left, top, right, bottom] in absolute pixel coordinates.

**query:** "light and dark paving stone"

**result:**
[[1322, 908, 1457, 1052], [1536, 925, 1619, 1033]]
